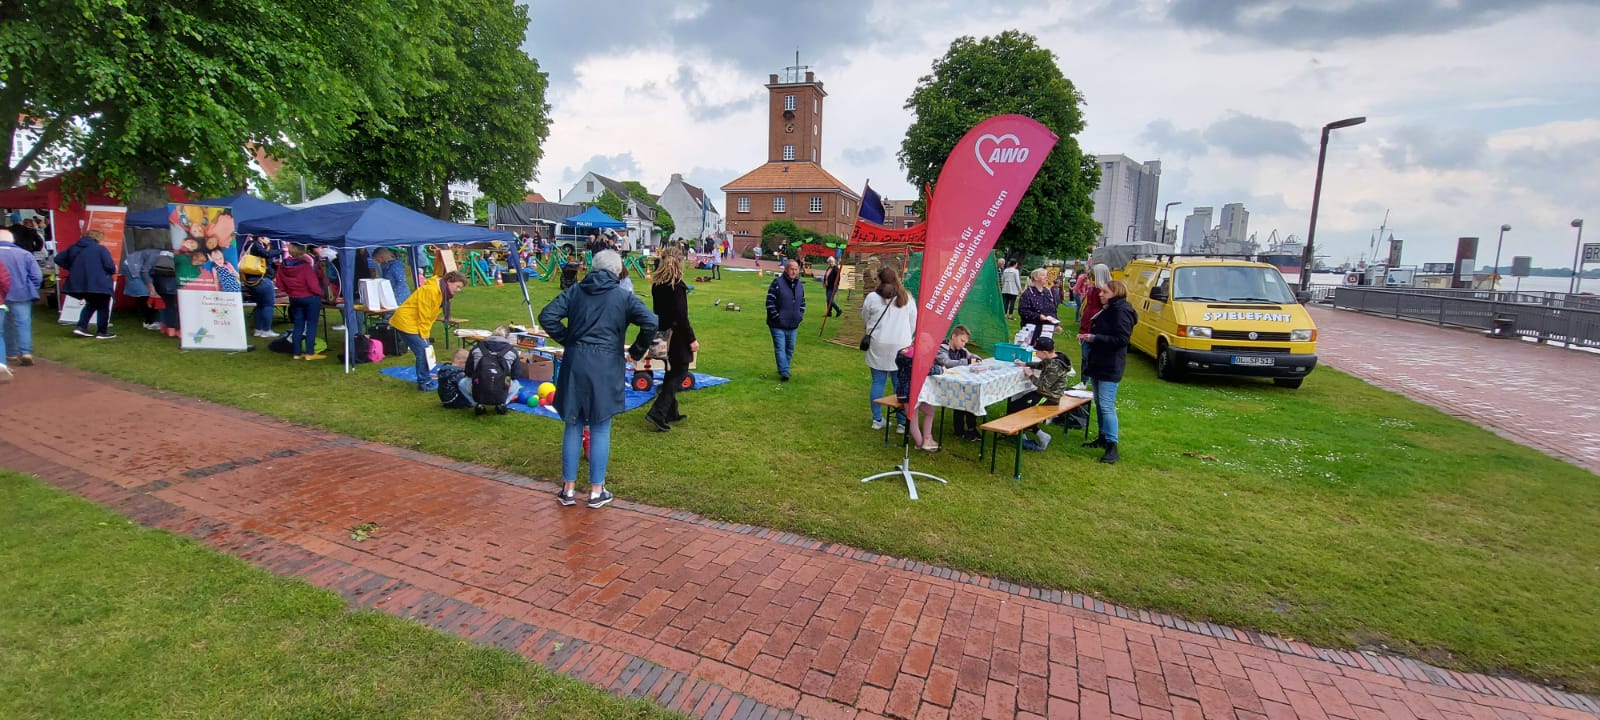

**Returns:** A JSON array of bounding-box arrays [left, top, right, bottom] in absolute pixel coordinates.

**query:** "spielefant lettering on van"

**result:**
[[1201, 311, 1294, 322]]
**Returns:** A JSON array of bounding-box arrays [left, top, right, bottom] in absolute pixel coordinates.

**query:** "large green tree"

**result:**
[[0, 0, 401, 207], [591, 190, 626, 223], [301, 0, 550, 219], [761, 220, 806, 253], [899, 30, 1101, 259]]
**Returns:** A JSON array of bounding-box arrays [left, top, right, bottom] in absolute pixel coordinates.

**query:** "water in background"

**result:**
[[1292, 272, 1595, 294]]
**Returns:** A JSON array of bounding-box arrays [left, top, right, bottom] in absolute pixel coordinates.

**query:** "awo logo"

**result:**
[[974, 133, 1031, 176]]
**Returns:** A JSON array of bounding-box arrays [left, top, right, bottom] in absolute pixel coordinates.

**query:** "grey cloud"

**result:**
[[561, 153, 642, 186], [1139, 119, 1207, 157], [1168, 0, 1592, 46], [1379, 126, 1488, 171], [841, 146, 888, 165], [1499, 138, 1600, 206], [521, 0, 876, 89], [670, 65, 764, 121], [1203, 113, 1310, 159], [1432, 187, 1473, 207]]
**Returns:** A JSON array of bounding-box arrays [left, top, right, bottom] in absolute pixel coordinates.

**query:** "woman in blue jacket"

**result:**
[[539, 250, 657, 509], [56, 232, 118, 339]]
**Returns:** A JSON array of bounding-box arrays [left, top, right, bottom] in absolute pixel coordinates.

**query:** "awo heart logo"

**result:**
[[974, 133, 1030, 176]]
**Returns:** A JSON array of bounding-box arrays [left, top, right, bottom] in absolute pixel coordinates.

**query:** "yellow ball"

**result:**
[[537, 382, 556, 399]]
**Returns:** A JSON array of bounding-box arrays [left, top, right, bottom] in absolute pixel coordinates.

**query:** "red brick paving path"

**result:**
[[2, 362, 1595, 720], [1311, 307, 1599, 475]]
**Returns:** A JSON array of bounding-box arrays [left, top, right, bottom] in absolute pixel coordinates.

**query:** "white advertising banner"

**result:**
[[177, 289, 249, 351]]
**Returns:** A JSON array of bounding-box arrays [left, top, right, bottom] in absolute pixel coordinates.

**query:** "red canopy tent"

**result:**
[[0, 173, 187, 247]]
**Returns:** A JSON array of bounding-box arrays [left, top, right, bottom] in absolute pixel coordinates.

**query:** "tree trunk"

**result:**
[[128, 167, 171, 212]]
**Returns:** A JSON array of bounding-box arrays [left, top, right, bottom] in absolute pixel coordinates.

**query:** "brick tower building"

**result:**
[[722, 66, 860, 254]]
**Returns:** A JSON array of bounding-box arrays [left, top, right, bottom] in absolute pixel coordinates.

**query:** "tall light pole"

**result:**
[[1570, 219, 1585, 294], [1492, 224, 1511, 290], [1163, 201, 1182, 251], [1300, 116, 1367, 291]]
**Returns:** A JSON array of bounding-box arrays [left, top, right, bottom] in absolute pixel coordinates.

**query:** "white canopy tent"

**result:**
[[287, 189, 358, 209]]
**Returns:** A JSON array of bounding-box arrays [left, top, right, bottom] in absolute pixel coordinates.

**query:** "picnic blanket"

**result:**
[[380, 365, 730, 419]]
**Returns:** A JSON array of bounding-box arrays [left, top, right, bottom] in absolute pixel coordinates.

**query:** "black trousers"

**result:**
[[134, 296, 158, 324], [1002, 293, 1018, 315], [953, 410, 979, 437], [76, 293, 112, 334], [647, 342, 693, 422]]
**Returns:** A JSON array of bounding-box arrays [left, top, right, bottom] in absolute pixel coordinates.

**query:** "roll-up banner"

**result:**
[[169, 203, 248, 351]]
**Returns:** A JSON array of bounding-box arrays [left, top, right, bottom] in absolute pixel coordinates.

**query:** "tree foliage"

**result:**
[[255, 161, 330, 206], [761, 220, 806, 252], [899, 30, 1101, 259], [591, 190, 626, 222], [301, 0, 550, 219], [620, 180, 674, 235], [0, 0, 400, 206]]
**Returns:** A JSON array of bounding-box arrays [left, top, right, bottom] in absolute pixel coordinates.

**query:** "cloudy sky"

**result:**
[[520, 0, 1600, 268]]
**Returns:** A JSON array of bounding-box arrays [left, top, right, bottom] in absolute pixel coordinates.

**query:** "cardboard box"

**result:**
[[518, 353, 554, 382], [435, 247, 458, 275]]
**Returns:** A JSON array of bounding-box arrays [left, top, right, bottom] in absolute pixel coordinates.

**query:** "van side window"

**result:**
[[1154, 270, 1172, 299]]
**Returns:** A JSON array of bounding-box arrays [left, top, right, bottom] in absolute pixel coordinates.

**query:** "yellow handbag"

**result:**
[[239, 253, 267, 277]]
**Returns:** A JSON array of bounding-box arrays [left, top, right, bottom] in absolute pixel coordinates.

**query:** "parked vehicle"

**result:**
[[1123, 256, 1318, 388]]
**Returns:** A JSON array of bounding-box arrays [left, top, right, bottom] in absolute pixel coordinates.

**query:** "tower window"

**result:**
[[809, 196, 822, 213], [773, 197, 787, 213], [783, 145, 795, 161], [814, 98, 818, 113], [737, 197, 750, 213], [784, 95, 796, 111]]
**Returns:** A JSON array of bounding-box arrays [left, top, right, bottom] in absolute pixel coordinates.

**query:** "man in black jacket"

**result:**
[[823, 256, 842, 317], [765, 258, 806, 381]]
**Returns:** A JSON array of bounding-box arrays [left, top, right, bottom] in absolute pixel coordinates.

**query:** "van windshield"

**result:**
[[1173, 266, 1297, 304]]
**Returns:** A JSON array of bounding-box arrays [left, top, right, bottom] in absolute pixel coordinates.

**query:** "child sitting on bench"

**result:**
[[1008, 336, 1075, 451]]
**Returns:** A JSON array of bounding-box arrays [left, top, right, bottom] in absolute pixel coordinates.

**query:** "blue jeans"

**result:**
[[397, 329, 433, 388], [1079, 341, 1092, 383], [244, 278, 275, 332], [770, 327, 796, 376], [288, 296, 320, 355], [869, 368, 899, 422], [1094, 379, 1121, 443], [562, 417, 613, 487], [4, 300, 31, 356]]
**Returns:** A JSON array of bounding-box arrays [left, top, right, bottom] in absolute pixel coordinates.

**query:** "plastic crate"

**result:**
[[992, 342, 1031, 363]]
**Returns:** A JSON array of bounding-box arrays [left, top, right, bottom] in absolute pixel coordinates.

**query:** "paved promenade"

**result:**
[[3, 362, 1595, 720], [1311, 306, 1599, 474]]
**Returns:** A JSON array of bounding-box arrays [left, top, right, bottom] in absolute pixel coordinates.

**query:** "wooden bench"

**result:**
[[873, 396, 905, 446], [979, 397, 1092, 480]]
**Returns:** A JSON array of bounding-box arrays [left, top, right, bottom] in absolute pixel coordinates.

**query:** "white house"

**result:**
[[659, 173, 722, 244], [562, 171, 659, 250]]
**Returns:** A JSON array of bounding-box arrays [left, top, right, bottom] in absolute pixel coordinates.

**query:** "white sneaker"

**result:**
[[0, 365, 11, 383], [1071, 382, 1087, 391], [142, 322, 161, 331], [896, 424, 906, 434], [1035, 429, 1052, 451], [331, 324, 347, 331], [871, 418, 886, 430], [259, 329, 281, 338]]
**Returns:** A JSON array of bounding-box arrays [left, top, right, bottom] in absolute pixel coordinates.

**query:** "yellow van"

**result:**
[[1122, 257, 1318, 388]]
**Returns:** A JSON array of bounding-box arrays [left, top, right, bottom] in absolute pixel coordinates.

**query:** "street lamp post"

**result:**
[[1300, 116, 1367, 291], [1492, 224, 1511, 290], [1571, 219, 1585, 294], [1163, 201, 1181, 251]]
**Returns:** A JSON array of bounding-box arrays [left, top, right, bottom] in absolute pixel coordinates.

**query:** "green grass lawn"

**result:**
[[23, 266, 1600, 692], [0, 470, 679, 719]]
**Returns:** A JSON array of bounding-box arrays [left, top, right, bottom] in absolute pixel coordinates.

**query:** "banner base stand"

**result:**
[[860, 444, 948, 500]]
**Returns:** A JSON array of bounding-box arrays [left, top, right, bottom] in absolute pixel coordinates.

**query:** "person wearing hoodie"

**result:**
[[55, 231, 118, 339], [539, 250, 657, 509], [0, 228, 43, 367], [1078, 279, 1138, 464], [1007, 336, 1076, 452], [390, 269, 468, 391], [1076, 263, 1112, 389], [276, 243, 327, 360]]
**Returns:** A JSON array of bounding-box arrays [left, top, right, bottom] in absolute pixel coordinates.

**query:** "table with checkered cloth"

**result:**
[[916, 360, 1035, 416]]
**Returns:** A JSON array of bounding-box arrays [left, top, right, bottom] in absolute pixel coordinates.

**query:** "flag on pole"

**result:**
[[859, 181, 886, 225], [905, 115, 1058, 411]]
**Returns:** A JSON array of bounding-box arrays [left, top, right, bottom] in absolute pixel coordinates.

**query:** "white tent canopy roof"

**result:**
[[287, 188, 357, 209]]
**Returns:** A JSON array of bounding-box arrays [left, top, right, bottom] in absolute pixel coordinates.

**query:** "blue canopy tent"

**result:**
[[126, 193, 293, 229], [239, 199, 519, 373], [561, 206, 626, 229]]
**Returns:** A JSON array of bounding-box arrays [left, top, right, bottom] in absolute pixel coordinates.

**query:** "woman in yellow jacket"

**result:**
[[391, 270, 467, 391]]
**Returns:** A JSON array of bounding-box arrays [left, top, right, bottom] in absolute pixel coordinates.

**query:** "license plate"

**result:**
[[1232, 356, 1276, 367]]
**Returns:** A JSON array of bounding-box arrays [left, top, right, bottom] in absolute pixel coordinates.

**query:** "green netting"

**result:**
[[903, 252, 1010, 354]]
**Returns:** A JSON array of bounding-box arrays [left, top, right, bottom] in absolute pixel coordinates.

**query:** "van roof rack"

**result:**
[[1148, 253, 1274, 263]]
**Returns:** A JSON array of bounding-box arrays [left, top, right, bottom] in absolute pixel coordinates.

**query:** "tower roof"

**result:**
[[721, 162, 859, 199]]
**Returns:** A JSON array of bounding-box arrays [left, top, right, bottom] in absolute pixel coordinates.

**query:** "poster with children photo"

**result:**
[[167, 204, 240, 292]]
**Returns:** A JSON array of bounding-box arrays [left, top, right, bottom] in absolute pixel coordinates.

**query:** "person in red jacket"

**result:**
[[0, 258, 11, 382], [1075, 263, 1110, 390], [276, 243, 327, 360]]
